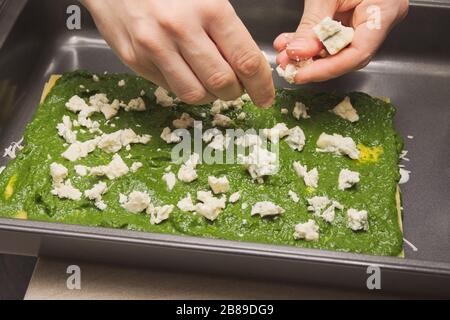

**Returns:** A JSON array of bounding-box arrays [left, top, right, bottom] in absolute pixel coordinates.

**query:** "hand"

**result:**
[[274, 0, 409, 84], [81, 0, 275, 107]]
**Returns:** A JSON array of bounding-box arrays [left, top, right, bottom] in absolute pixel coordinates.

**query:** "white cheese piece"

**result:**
[[212, 114, 232, 128], [208, 176, 230, 194], [51, 180, 82, 201], [239, 145, 278, 184], [130, 162, 143, 173], [229, 192, 241, 203], [3, 137, 24, 159], [177, 193, 195, 212], [281, 108, 289, 115], [84, 181, 108, 211], [100, 99, 121, 120], [347, 208, 369, 231], [399, 168, 411, 184], [338, 168, 360, 190], [74, 165, 88, 177], [207, 133, 226, 151], [0, 166, 5, 174], [97, 129, 151, 153], [62, 137, 99, 162], [293, 161, 319, 188], [56, 116, 77, 144], [241, 93, 252, 102], [211, 98, 244, 115], [316, 133, 360, 160], [307, 196, 331, 216], [90, 154, 129, 180], [313, 17, 354, 55], [124, 98, 146, 112], [160, 127, 181, 144], [276, 64, 298, 84], [65, 95, 89, 113], [332, 97, 359, 122], [202, 128, 221, 143], [292, 102, 310, 120], [92, 74, 100, 82], [285, 126, 306, 151], [50, 162, 69, 186], [118, 79, 126, 87], [293, 219, 319, 241], [262, 123, 289, 143], [162, 172, 177, 191], [241, 202, 249, 210], [321, 201, 343, 223], [177, 153, 200, 183], [288, 190, 300, 203], [237, 112, 246, 120], [154, 87, 175, 107], [235, 134, 262, 148], [194, 191, 226, 221], [121, 191, 151, 214], [173, 113, 195, 129], [251, 201, 285, 217], [148, 204, 174, 225]]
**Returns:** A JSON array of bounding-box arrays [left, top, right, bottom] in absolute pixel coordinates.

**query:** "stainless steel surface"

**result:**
[[0, 0, 449, 295]]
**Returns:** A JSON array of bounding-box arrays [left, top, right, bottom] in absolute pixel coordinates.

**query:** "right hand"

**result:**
[[81, 0, 275, 107]]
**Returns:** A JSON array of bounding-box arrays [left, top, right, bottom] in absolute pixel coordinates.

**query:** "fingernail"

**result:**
[[287, 38, 308, 50], [258, 97, 275, 108]]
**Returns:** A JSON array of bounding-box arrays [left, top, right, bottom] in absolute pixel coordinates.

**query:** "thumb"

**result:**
[[287, 0, 338, 60]]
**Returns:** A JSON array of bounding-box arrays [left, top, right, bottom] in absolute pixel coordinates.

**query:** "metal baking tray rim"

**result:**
[[1, 217, 449, 276]]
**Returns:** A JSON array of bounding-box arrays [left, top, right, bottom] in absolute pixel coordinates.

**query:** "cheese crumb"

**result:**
[[208, 176, 230, 194], [338, 169, 360, 190], [161, 127, 181, 144], [121, 191, 151, 213], [162, 172, 176, 191], [212, 114, 232, 128], [229, 192, 241, 203], [90, 154, 129, 180], [194, 191, 226, 221], [3, 137, 24, 159], [125, 98, 146, 112], [288, 190, 300, 203], [276, 64, 298, 84], [49, 163, 82, 201], [154, 87, 175, 107], [130, 162, 143, 173], [62, 137, 99, 162], [294, 219, 319, 241], [347, 208, 369, 231], [281, 108, 289, 115], [177, 153, 200, 183], [84, 181, 108, 210], [285, 126, 306, 151], [251, 201, 285, 217], [293, 161, 319, 188], [173, 113, 195, 129], [239, 145, 278, 184], [263, 123, 289, 143], [118, 79, 126, 87], [57, 116, 77, 144], [332, 97, 359, 122], [74, 165, 88, 177], [316, 133, 360, 159], [293, 102, 310, 120], [148, 204, 173, 225], [177, 193, 195, 212]]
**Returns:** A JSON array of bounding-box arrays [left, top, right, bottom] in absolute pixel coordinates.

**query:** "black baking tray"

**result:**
[[0, 0, 449, 297]]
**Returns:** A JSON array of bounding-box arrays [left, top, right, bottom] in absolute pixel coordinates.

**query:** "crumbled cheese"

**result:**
[[285, 126, 306, 151], [3, 137, 24, 159], [262, 123, 289, 143], [100, 99, 121, 120], [90, 154, 129, 180], [307, 196, 331, 216], [202, 128, 221, 143], [251, 201, 285, 217], [130, 162, 143, 173], [212, 114, 232, 128], [276, 64, 298, 84], [316, 133, 360, 159], [177, 153, 200, 183], [235, 133, 262, 148], [160, 127, 181, 144], [0, 166, 5, 174], [50, 162, 68, 185], [241, 202, 249, 210], [207, 133, 229, 151], [292, 102, 310, 120], [148, 204, 174, 225], [49, 163, 82, 201], [125, 98, 146, 112], [56, 116, 77, 144], [237, 112, 246, 120], [211, 98, 244, 115], [338, 169, 360, 190], [173, 113, 195, 129], [62, 137, 100, 162], [118, 79, 126, 87], [293, 219, 319, 241], [332, 97, 359, 122], [229, 192, 241, 203], [65, 95, 89, 113], [399, 168, 411, 184], [239, 145, 278, 184], [208, 176, 230, 194], [92, 74, 100, 82], [162, 172, 176, 191], [154, 87, 175, 107], [121, 191, 151, 213], [321, 201, 343, 223], [194, 191, 226, 221], [281, 108, 289, 115], [313, 17, 354, 55], [97, 129, 151, 153], [288, 190, 300, 203], [84, 181, 108, 211], [140, 90, 146, 96], [293, 161, 319, 188], [74, 165, 88, 177], [347, 208, 369, 231], [177, 193, 195, 212]]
